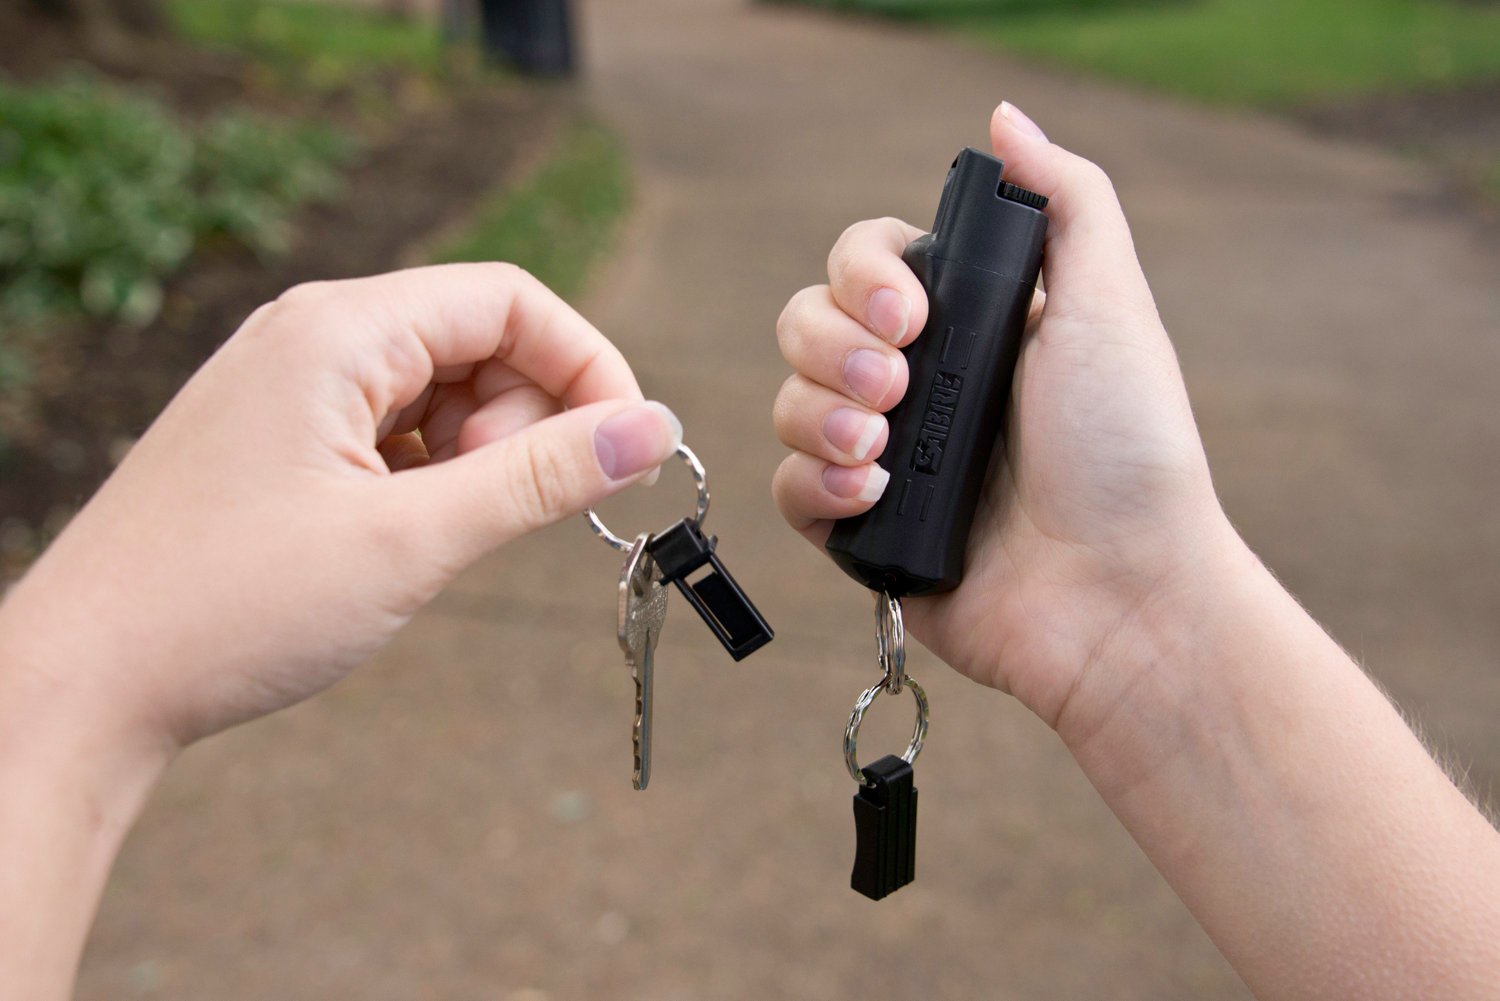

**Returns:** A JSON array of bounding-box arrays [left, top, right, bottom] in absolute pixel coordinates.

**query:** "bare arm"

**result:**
[[772, 100, 1500, 998], [0, 263, 681, 999], [1071, 528, 1500, 998]]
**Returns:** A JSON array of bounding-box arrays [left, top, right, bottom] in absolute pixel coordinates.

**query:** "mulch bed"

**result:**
[[0, 12, 567, 579]]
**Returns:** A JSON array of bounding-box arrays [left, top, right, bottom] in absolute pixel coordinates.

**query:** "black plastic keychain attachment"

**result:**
[[845, 593, 928, 900], [829, 148, 1047, 900], [648, 518, 773, 661]]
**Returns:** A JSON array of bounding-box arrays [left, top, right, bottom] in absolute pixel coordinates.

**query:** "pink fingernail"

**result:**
[[867, 287, 910, 343], [823, 463, 890, 503], [595, 402, 682, 481], [823, 408, 886, 461], [1000, 100, 1048, 142], [843, 349, 895, 406]]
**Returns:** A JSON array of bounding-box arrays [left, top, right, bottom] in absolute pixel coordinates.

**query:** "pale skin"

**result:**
[[0, 100, 1495, 1001], [0, 263, 684, 999], [774, 102, 1500, 998]]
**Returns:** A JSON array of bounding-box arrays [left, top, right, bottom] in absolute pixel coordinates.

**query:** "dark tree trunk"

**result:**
[[29, 0, 163, 35], [26, 0, 165, 62]]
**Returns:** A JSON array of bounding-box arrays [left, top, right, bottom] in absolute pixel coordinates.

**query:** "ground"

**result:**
[[53, 0, 1500, 998]]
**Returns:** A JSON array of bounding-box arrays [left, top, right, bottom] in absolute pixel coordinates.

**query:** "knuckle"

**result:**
[[776, 286, 822, 341], [479, 260, 531, 288], [247, 281, 343, 354], [273, 279, 337, 315], [771, 453, 800, 501], [1071, 155, 1116, 195], [509, 437, 576, 528], [829, 218, 878, 276], [831, 219, 865, 254], [771, 376, 805, 441]]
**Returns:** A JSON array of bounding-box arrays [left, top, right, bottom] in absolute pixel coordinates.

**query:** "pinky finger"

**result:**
[[772, 451, 891, 544]]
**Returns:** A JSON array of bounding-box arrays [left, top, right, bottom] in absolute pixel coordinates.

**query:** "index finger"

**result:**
[[269, 262, 641, 422], [826, 217, 929, 347]]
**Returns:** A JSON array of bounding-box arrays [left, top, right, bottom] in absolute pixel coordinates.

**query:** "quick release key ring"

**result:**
[[843, 592, 928, 786], [585, 442, 773, 661], [585, 443, 710, 552]]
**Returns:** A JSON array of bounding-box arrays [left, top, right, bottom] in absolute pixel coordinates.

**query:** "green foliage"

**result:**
[[0, 77, 194, 333], [194, 111, 355, 256], [0, 76, 355, 385], [166, 0, 447, 90], [787, 0, 1177, 18], [435, 123, 632, 301], [789, 0, 1500, 105]]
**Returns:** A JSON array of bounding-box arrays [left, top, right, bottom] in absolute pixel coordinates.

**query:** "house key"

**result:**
[[585, 442, 774, 790], [618, 532, 667, 790]]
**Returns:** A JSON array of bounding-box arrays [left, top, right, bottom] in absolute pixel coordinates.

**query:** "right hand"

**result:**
[[772, 102, 1238, 741]]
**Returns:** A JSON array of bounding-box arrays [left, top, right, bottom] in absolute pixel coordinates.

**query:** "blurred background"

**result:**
[[3, 0, 1498, 997]]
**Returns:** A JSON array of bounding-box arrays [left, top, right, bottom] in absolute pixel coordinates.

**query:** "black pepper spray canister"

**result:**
[[826, 148, 1048, 597]]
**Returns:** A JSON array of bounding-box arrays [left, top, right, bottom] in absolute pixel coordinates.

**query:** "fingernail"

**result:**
[[823, 408, 886, 461], [867, 287, 910, 343], [1000, 100, 1048, 142], [595, 401, 682, 482], [823, 463, 891, 503], [843, 349, 895, 406]]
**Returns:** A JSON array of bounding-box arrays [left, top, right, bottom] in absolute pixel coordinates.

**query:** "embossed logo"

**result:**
[[911, 371, 963, 475]]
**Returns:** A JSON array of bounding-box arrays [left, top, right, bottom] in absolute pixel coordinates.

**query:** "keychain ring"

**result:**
[[844, 675, 928, 786], [585, 442, 710, 552], [875, 591, 905, 695]]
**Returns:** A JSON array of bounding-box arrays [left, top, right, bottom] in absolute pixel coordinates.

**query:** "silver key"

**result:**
[[618, 532, 667, 790]]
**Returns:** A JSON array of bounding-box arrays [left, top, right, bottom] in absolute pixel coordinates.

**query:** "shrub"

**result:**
[[0, 75, 356, 369]]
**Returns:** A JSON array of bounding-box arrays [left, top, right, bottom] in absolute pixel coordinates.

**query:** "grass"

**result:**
[[434, 123, 632, 300], [791, 0, 1500, 106], [165, 0, 449, 90]]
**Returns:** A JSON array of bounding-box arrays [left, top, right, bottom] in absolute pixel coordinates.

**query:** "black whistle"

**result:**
[[648, 519, 774, 661], [827, 148, 1047, 597], [851, 754, 918, 900]]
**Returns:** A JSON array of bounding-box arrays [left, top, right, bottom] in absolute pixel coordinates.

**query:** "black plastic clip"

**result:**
[[647, 519, 774, 661], [851, 754, 918, 900]]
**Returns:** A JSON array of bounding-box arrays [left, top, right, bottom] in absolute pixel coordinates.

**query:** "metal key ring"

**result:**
[[844, 675, 928, 786], [585, 442, 710, 552], [875, 591, 905, 695]]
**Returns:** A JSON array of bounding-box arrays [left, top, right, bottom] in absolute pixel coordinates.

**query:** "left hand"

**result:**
[[0, 263, 681, 750]]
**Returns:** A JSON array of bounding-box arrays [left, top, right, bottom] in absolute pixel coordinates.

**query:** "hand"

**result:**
[[772, 103, 1233, 738], [0, 263, 682, 749]]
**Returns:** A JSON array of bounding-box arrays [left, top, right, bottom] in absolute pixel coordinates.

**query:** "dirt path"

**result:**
[[79, 2, 1500, 999]]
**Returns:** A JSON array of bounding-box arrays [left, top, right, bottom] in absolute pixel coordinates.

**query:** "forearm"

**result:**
[[0, 603, 171, 1001], [1065, 527, 1500, 1000]]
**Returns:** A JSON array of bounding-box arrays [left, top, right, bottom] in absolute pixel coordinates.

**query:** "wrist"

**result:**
[[0, 603, 172, 1000], [1050, 516, 1293, 779], [1045, 516, 1500, 1000], [0, 584, 175, 815]]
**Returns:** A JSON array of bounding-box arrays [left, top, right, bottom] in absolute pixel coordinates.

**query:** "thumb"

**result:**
[[988, 101, 1158, 324], [387, 399, 682, 563]]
